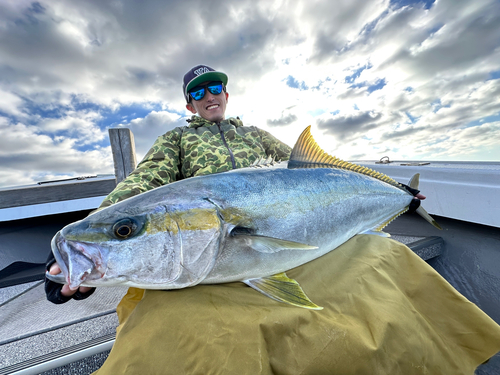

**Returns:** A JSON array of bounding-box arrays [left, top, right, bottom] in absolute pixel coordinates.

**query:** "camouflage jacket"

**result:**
[[99, 116, 291, 209]]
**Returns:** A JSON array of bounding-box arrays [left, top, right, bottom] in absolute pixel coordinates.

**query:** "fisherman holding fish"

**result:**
[[46, 64, 425, 305], [45, 65, 293, 303]]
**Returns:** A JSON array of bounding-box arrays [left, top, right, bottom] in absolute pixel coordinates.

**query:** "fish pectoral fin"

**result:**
[[244, 273, 323, 310], [360, 229, 391, 237], [236, 234, 318, 253]]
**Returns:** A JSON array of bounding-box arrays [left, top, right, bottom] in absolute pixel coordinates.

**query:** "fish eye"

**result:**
[[112, 218, 138, 239]]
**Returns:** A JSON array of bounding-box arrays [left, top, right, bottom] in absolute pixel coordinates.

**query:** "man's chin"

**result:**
[[203, 113, 224, 123]]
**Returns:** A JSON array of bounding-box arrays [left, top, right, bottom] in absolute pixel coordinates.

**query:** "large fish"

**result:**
[[47, 126, 440, 309]]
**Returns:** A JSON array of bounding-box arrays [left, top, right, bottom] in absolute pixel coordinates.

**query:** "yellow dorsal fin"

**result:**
[[289, 126, 401, 188]]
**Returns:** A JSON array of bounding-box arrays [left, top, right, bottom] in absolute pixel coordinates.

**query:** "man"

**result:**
[[45, 65, 292, 305]]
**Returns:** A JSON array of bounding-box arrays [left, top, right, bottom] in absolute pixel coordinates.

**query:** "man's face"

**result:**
[[186, 81, 229, 123]]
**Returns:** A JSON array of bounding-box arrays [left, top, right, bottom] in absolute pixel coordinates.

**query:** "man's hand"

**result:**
[[48, 263, 94, 297], [45, 261, 96, 304]]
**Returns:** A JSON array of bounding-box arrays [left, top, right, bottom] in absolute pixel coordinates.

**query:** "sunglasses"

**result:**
[[188, 82, 224, 101]]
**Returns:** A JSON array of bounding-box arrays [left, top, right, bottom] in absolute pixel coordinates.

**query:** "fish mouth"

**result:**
[[47, 231, 106, 289]]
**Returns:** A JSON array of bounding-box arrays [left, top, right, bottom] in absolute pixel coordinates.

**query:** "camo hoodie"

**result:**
[[99, 115, 291, 209]]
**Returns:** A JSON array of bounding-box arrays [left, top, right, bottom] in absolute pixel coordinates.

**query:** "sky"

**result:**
[[0, 0, 499, 188]]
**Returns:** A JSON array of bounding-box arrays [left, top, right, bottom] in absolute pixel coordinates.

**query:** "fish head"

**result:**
[[47, 199, 224, 290], [48, 208, 151, 289]]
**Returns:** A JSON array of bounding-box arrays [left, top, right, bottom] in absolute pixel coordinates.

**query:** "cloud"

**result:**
[[37, 111, 107, 145], [317, 111, 383, 141], [0, 120, 114, 186], [0, 89, 24, 117], [0, 0, 499, 188], [267, 113, 298, 127]]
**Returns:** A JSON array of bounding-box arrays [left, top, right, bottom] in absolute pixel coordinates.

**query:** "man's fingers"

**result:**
[[49, 263, 62, 275], [61, 284, 93, 297], [61, 284, 78, 297], [48, 262, 93, 297]]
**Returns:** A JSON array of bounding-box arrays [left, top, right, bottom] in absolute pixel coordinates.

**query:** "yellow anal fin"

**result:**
[[244, 272, 323, 310], [361, 229, 391, 238], [416, 206, 443, 230], [289, 126, 400, 188]]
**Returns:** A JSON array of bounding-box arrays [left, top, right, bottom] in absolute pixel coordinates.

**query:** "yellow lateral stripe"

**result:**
[[147, 208, 220, 235], [290, 126, 401, 188]]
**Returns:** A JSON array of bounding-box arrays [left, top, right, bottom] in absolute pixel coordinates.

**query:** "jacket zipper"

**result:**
[[217, 123, 236, 169]]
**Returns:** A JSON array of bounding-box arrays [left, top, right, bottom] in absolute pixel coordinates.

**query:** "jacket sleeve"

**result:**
[[98, 127, 183, 209], [257, 129, 292, 161]]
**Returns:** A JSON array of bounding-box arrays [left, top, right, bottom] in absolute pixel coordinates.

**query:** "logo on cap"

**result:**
[[194, 66, 210, 76]]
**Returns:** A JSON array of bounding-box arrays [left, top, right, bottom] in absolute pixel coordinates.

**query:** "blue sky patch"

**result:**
[[390, 0, 436, 10], [465, 113, 500, 128], [285, 75, 309, 90], [98, 103, 163, 128], [349, 77, 386, 93], [431, 99, 451, 113], [429, 23, 444, 35], [22, 100, 65, 122], [405, 111, 420, 124], [349, 82, 366, 90], [359, 12, 388, 36], [488, 70, 500, 80], [345, 63, 372, 84], [367, 78, 387, 93]]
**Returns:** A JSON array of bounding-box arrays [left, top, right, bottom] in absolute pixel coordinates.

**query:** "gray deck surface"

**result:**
[[0, 283, 127, 346], [0, 283, 126, 373]]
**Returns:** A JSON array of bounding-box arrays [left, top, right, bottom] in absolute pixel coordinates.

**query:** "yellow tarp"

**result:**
[[95, 235, 500, 375]]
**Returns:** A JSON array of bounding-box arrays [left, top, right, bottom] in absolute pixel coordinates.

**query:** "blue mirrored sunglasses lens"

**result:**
[[189, 88, 205, 101], [207, 83, 223, 95]]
